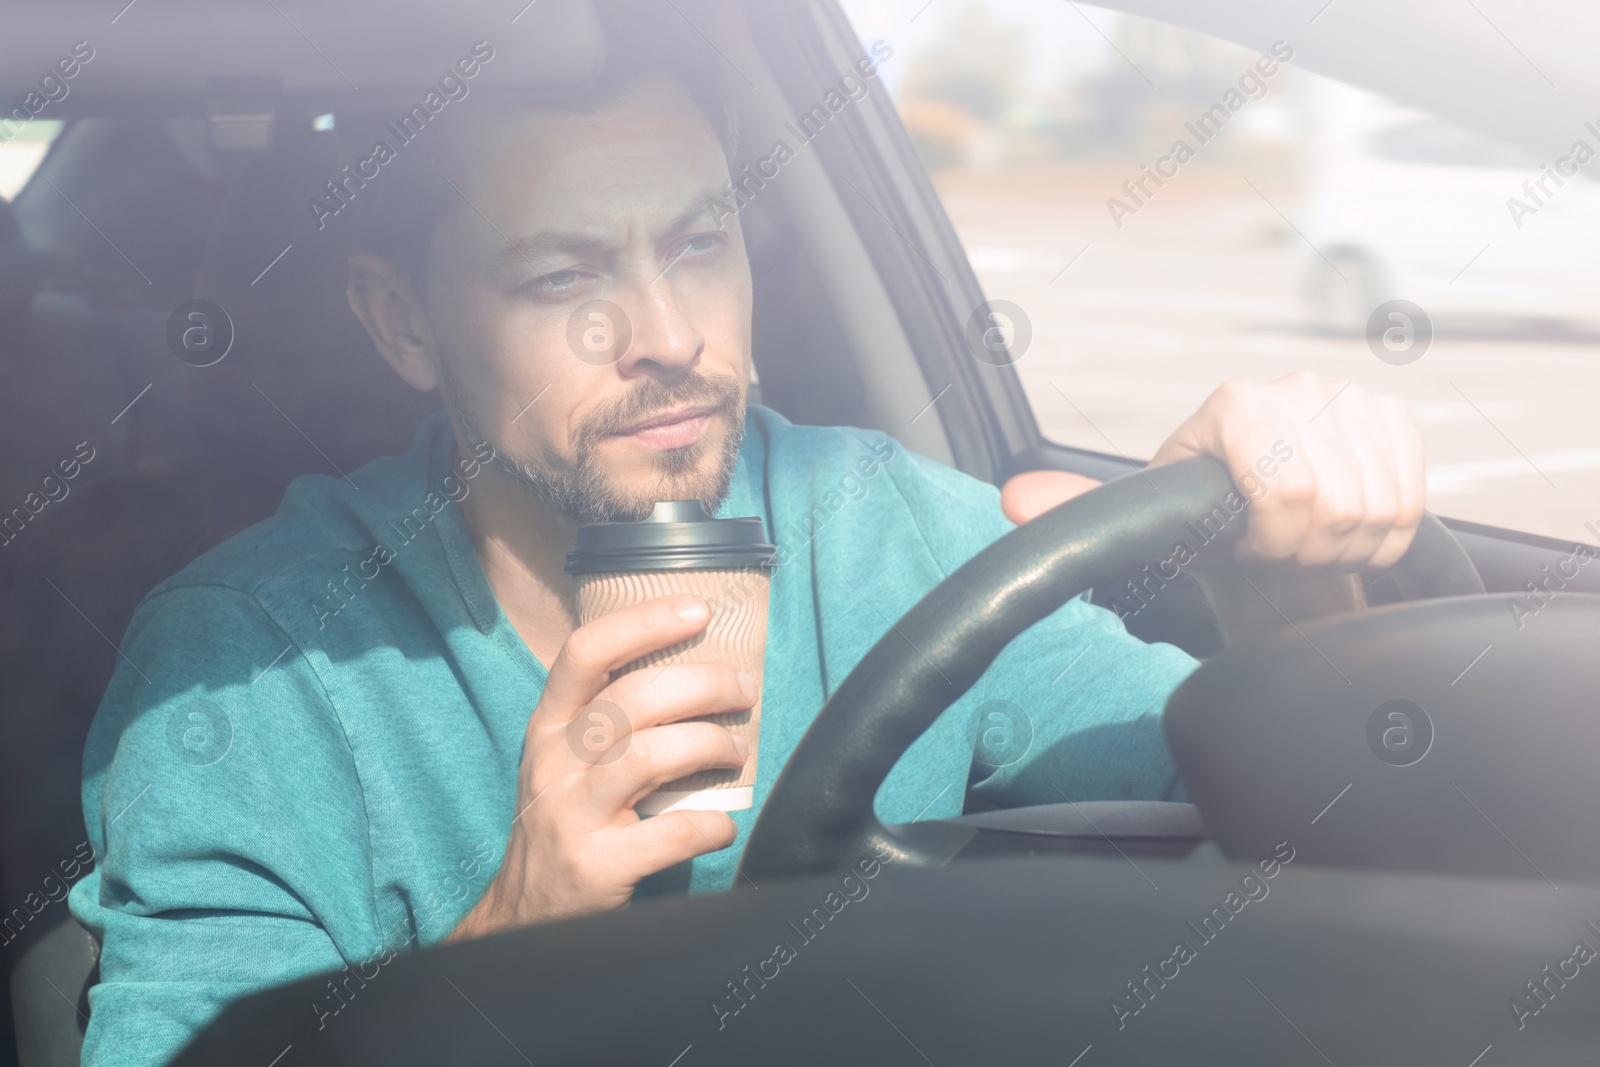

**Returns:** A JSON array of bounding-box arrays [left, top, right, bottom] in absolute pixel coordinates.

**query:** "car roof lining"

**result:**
[[10, 1, 1596, 151], [1, 0, 605, 110]]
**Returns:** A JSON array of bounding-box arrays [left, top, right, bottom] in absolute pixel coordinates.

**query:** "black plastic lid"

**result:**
[[565, 500, 778, 574]]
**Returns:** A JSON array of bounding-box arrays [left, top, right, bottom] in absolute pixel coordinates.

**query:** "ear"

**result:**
[[346, 251, 440, 393]]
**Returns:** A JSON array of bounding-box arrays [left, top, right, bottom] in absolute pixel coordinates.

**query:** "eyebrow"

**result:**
[[492, 189, 728, 272]]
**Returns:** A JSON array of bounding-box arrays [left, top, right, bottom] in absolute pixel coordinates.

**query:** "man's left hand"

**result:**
[[1000, 372, 1426, 570]]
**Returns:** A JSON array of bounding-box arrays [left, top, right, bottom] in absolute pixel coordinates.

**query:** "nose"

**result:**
[[612, 270, 703, 379]]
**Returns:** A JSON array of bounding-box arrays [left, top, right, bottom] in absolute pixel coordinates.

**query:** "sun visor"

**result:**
[[0, 0, 605, 119]]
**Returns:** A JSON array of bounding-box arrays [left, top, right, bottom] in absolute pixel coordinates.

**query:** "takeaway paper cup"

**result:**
[[566, 501, 776, 815]]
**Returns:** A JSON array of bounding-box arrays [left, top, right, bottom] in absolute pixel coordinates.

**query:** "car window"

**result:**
[[0, 118, 62, 199], [841, 0, 1600, 542]]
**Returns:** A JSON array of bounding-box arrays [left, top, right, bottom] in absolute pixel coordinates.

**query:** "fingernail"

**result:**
[[675, 597, 708, 622], [731, 733, 750, 761], [737, 670, 757, 702]]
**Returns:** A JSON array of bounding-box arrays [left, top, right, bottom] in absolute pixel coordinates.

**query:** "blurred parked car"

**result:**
[[1301, 108, 1600, 332]]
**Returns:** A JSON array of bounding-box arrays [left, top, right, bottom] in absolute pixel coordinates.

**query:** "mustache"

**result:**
[[578, 372, 745, 446]]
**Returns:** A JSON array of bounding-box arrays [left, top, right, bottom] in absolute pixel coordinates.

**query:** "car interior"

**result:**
[[4, 0, 1600, 1063]]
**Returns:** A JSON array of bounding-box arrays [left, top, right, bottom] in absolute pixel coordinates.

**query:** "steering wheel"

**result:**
[[741, 456, 1485, 881]]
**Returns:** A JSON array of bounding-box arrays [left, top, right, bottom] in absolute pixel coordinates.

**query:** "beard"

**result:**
[[442, 364, 747, 524]]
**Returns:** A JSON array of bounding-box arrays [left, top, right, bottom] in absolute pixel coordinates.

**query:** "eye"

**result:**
[[527, 268, 583, 296], [672, 231, 725, 262]]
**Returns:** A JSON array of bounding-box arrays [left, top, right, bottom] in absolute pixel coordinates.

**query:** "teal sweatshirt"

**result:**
[[68, 407, 1197, 1065]]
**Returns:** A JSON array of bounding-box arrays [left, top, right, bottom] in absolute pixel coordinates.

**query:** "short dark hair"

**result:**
[[348, 1, 738, 285]]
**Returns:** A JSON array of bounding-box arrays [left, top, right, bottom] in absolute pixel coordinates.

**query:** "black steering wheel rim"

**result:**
[[740, 456, 1484, 882]]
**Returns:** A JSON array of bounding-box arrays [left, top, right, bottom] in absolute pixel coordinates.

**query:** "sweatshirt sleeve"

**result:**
[[873, 441, 1199, 807], [69, 583, 380, 1067]]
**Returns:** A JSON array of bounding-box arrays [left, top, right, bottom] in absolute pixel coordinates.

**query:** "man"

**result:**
[[67, 31, 1424, 1067]]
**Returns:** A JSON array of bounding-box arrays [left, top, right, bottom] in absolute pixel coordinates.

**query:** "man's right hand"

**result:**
[[447, 595, 754, 940]]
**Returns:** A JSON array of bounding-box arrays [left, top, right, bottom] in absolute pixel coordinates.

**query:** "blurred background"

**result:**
[[840, 0, 1600, 542]]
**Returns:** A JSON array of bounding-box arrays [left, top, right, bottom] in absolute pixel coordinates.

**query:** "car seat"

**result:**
[[0, 111, 435, 1067]]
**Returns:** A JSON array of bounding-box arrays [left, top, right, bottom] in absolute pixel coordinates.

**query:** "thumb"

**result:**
[[1000, 470, 1103, 525]]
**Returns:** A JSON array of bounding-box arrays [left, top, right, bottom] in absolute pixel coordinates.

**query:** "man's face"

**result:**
[[421, 76, 751, 523]]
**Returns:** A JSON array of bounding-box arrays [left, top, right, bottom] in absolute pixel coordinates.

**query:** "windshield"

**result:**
[[3, 3, 1597, 1065]]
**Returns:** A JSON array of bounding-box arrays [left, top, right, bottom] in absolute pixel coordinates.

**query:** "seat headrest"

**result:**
[[183, 119, 437, 476]]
